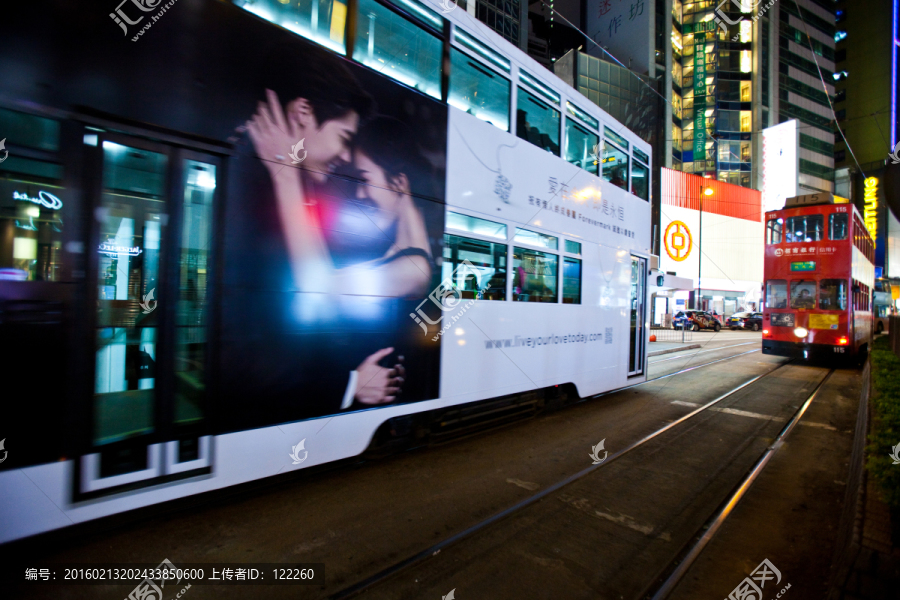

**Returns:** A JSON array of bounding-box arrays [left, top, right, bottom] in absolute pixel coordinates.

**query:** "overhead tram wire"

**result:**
[[794, 3, 866, 180]]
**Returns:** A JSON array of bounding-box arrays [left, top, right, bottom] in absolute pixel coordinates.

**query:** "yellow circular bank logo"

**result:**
[[664, 220, 693, 262]]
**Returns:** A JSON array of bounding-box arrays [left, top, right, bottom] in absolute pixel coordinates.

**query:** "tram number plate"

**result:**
[[771, 313, 795, 327], [833, 347, 845, 353]]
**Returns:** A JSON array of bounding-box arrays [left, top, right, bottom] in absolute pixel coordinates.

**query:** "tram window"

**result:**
[[564, 240, 582, 255], [631, 161, 649, 200], [354, 0, 442, 100], [829, 213, 848, 240], [766, 219, 783, 244], [790, 280, 817, 309], [766, 279, 788, 309], [516, 88, 561, 155], [447, 211, 507, 240], [819, 279, 847, 311], [0, 109, 64, 281], [785, 214, 824, 243], [514, 227, 558, 250], [443, 234, 507, 300], [601, 141, 629, 192], [562, 257, 582, 304], [235, 0, 349, 54], [564, 119, 599, 175], [449, 47, 510, 131], [513, 247, 558, 303]]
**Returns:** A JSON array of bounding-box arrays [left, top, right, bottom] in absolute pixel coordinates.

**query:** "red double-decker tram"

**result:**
[[762, 193, 875, 362]]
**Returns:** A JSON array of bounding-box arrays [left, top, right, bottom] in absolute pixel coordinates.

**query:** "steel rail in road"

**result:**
[[649, 341, 759, 364], [646, 368, 836, 600], [329, 351, 787, 600]]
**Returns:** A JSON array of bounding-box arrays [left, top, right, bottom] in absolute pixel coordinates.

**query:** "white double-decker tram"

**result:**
[[0, 0, 651, 543]]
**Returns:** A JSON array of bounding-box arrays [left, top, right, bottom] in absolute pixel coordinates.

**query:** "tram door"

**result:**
[[80, 133, 218, 496], [628, 256, 647, 376]]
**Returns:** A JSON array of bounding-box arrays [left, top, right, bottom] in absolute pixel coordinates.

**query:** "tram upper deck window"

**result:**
[[785, 214, 824, 243], [443, 234, 507, 300], [819, 279, 847, 311], [447, 211, 507, 240], [601, 141, 629, 192], [791, 280, 817, 309], [354, 0, 442, 100], [564, 240, 582, 255], [513, 247, 558, 303], [766, 279, 788, 309], [234, 0, 349, 54], [516, 89, 560, 155], [0, 108, 64, 282], [631, 160, 649, 201], [766, 218, 783, 244], [564, 119, 599, 175], [514, 227, 558, 250], [449, 48, 510, 131], [829, 213, 848, 240]]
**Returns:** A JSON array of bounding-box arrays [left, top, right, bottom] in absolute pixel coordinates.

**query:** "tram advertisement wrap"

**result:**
[[217, 29, 447, 429]]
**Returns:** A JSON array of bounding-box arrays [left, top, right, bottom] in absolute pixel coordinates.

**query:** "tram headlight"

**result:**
[[793, 327, 809, 338]]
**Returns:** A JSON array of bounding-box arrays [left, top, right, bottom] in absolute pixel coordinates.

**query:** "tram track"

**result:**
[[329, 352, 794, 600], [645, 368, 836, 600]]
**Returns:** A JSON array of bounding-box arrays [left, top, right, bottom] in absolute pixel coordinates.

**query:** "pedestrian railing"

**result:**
[[649, 327, 693, 342]]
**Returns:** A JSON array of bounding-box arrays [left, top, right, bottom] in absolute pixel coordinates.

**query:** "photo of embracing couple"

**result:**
[[218, 41, 446, 430]]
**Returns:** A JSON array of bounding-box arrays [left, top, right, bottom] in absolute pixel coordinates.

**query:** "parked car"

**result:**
[[727, 311, 763, 331], [673, 310, 721, 332]]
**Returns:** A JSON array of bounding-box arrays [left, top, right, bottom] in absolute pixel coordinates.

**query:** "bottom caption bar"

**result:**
[[11, 560, 325, 585]]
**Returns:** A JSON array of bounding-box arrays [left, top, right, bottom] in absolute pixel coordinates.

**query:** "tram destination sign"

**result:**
[[785, 192, 834, 208], [790, 261, 816, 272]]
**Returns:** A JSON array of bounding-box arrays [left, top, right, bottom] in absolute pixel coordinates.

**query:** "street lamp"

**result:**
[[698, 184, 714, 310]]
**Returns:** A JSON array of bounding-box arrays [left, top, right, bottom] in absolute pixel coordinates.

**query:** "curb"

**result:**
[[827, 360, 871, 599], [648, 344, 702, 357]]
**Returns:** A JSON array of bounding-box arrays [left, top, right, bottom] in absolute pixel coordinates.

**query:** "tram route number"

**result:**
[[833, 347, 845, 353]]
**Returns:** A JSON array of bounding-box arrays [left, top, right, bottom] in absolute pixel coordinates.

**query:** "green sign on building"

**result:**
[[693, 45, 706, 160]]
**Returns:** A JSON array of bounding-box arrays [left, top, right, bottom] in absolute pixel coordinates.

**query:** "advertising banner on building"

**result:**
[[761, 120, 800, 213], [586, 0, 652, 75]]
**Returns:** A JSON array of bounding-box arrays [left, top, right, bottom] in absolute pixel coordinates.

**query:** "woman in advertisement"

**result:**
[[245, 95, 433, 298], [226, 45, 443, 423]]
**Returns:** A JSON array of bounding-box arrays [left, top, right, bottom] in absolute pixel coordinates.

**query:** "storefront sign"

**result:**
[[98, 242, 142, 257], [863, 177, 878, 240], [13, 190, 63, 210]]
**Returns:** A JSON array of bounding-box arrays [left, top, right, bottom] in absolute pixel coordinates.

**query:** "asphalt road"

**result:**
[[7, 332, 864, 600]]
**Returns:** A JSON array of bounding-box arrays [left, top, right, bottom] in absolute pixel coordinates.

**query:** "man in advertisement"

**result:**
[[220, 42, 445, 429]]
